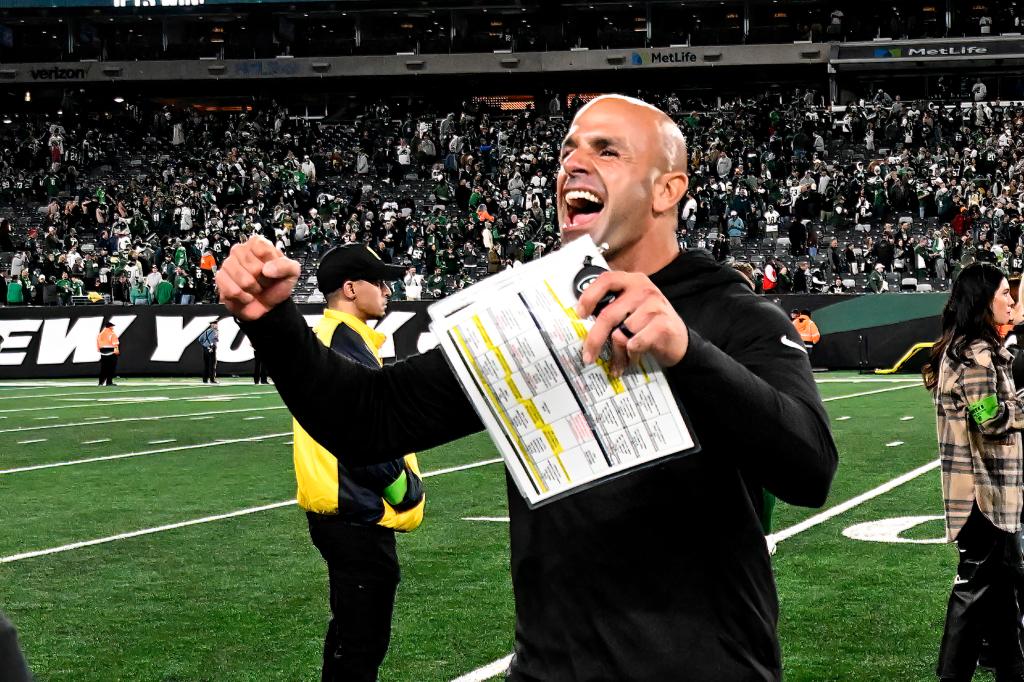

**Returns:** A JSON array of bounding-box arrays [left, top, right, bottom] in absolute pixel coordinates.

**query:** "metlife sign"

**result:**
[[873, 45, 989, 58], [630, 49, 699, 66], [836, 38, 1024, 62], [0, 304, 436, 378]]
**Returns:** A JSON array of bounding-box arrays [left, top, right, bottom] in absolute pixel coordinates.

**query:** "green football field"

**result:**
[[0, 373, 988, 681]]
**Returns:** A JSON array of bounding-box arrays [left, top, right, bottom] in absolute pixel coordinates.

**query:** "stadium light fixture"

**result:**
[[2, 118, 11, 124], [23, 91, 30, 102], [114, 96, 124, 103]]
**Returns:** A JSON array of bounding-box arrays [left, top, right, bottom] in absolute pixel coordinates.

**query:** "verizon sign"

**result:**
[[0, 304, 436, 378]]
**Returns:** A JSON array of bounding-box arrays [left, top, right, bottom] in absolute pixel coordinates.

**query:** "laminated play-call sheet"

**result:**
[[428, 236, 699, 507]]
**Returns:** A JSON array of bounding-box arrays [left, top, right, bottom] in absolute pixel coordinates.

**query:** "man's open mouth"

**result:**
[[563, 190, 605, 230]]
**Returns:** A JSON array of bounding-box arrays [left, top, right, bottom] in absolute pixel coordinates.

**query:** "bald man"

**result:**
[[218, 95, 837, 681]]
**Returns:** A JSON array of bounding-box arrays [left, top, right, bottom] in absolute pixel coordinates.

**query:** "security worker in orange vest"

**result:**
[[294, 244, 425, 682], [96, 321, 119, 386], [791, 308, 821, 350]]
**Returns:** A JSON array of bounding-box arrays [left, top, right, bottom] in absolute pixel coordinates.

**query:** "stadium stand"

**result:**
[[0, 86, 1017, 308]]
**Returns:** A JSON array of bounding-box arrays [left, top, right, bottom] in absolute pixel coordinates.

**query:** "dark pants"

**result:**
[[98, 353, 117, 385], [307, 515, 400, 682], [253, 357, 268, 384], [202, 348, 217, 383], [937, 506, 1024, 681], [0, 610, 30, 682]]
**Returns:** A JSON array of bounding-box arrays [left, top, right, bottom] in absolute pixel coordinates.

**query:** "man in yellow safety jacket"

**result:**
[[293, 243, 424, 682]]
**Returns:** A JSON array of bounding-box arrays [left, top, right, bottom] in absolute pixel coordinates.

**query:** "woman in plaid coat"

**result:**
[[924, 262, 1024, 682]]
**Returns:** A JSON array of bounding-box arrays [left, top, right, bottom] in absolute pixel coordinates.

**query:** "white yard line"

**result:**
[[426, 458, 502, 477], [0, 383, 265, 401], [821, 384, 919, 402], [81, 438, 111, 445], [0, 433, 291, 476], [814, 378, 920, 384], [15, 438, 46, 445], [0, 405, 288, 435], [450, 655, 514, 682], [147, 439, 176, 445], [463, 517, 511, 523], [0, 391, 275, 413], [0, 380, 257, 390], [0, 458, 502, 563], [766, 459, 940, 544], [0, 501, 299, 564]]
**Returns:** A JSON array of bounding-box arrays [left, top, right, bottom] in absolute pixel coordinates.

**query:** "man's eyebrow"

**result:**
[[590, 137, 620, 150], [560, 136, 622, 153]]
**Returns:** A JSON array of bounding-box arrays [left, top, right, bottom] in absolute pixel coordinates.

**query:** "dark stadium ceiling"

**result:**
[[0, 0, 819, 11]]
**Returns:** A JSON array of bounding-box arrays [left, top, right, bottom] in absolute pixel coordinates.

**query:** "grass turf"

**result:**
[[0, 373, 980, 681]]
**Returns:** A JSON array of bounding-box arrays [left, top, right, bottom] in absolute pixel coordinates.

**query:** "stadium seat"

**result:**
[[916, 283, 933, 292], [842, 278, 856, 289], [901, 277, 919, 292]]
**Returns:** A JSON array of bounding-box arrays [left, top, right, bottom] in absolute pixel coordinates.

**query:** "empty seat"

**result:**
[[901, 277, 919, 291], [916, 283, 933, 292]]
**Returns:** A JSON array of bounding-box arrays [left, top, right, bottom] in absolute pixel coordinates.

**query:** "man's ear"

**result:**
[[653, 171, 689, 215]]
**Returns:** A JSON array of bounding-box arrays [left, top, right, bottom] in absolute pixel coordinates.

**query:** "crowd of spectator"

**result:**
[[3, 84, 1024, 307]]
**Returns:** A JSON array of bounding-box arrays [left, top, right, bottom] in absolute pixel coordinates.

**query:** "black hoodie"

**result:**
[[243, 248, 838, 682]]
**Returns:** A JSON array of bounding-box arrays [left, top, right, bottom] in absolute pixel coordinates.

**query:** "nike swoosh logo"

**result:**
[[953, 575, 969, 585], [780, 335, 808, 353]]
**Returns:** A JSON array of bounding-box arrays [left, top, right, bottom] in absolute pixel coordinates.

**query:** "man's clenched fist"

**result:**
[[216, 236, 301, 321]]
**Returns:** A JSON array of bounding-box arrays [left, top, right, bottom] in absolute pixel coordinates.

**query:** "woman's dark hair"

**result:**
[[923, 262, 1007, 392]]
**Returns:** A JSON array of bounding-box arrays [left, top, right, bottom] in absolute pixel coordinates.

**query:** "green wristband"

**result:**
[[382, 470, 409, 506], [968, 394, 1000, 425]]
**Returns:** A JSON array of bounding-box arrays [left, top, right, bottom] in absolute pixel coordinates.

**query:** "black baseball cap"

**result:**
[[316, 244, 406, 294]]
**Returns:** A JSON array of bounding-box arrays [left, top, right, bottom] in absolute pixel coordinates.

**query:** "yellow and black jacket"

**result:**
[[293, 309, 424, 531]]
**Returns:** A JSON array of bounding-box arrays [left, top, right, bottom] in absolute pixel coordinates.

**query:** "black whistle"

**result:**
[[573, 256, 616, 316]]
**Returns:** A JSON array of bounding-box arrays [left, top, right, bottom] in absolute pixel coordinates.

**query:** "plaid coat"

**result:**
[[935, 339, 1024, 540]]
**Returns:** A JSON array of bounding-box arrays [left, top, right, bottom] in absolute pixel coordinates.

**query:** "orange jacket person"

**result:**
[[96, 321, 119, 386], [791, 309, 821, 346]]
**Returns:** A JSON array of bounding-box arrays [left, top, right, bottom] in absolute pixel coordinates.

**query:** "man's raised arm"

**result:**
[[218, 238, 482, 462]]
